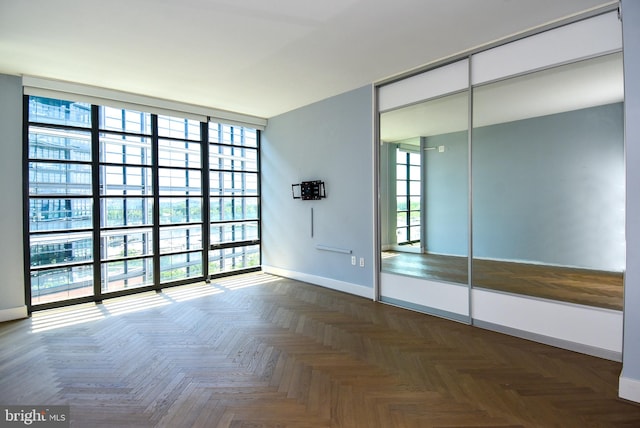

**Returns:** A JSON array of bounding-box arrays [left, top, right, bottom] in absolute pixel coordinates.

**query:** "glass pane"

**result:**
[[157, 115, 200, 140], [31, 265, 93, 305], [396, 164, 407, 180], [210, 221, 259, 245], [159, 197, 202, 224], [409, 181, 421, 196], [100, 133, 152, 165], [396, 227, 407, 242], [101, 165, 152, 195], [99, 106, 151, 134], [409, 165, 421, 180], [209, 123, 258, 147], [29, 162, 92, 196], [160, 252, 202, 282], [158, 139, 201, 168], [101, 229, 153, 260], [29, 96, 91, 128], [409, 196, 421, 211], [209, 145, 258, 172], [158, 168, 201, 195], [409, 152, 421, 165], [101, 197, 154, 227], [396, 197, 407, 211], [209, 245, 260, 274], [30, 232, 93, 267], [409, 211, 420, 225], [396, 181, 407, 196], [409, 226, 421, 241], [210, 172, 258, 196], [29, 198, 92, 232], [396, 212, 407, 227], [29, 127, 91, 161], [472, 53, 624, 309], [209, 197, 258, 222], [102, 258, 154, 293], [159, 225, 202, 254]]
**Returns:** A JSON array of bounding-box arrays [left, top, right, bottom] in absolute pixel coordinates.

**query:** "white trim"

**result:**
[[619, 376, 640, 404], [474, 319, 621, 361], [472, 288, 623, 354], [22, 76, 267, 130], [0, 305, 28, 323], [378, 59, 469, 112], [261, 265, 374, 299], [471, 11, 622, 85], [380, 272, 470, 317]]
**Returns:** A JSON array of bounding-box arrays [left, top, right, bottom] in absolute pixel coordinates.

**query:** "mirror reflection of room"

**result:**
[[379, 52, 624, 310], [380, 91, 469, 286], [472, 52, 624, 310]]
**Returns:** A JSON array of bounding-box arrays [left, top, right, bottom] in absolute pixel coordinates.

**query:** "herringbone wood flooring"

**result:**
[[1, 273, 638, 427]]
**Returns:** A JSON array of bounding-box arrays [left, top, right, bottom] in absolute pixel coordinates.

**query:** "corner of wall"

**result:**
[[619, 374, 640, 404]]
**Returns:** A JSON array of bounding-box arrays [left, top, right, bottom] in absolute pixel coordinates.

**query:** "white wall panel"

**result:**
[[472, 289, 623, 354], [472, 11, 622, 85], [378, 59, 468, 112], [380, 272, 469, 317]]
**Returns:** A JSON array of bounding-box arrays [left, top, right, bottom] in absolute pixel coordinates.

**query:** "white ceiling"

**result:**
[[0, 0, 616, 119]]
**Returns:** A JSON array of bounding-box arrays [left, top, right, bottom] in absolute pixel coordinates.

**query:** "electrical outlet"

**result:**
[[351, 256, 356, 266], [359, 257, 365, 267]]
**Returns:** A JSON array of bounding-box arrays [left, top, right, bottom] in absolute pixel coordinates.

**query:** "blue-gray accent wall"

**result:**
[[261, 85, 374, 288], [621, 0, 640, 394], [415, 103, 624, 272], [473, 103, 624, 271], [424, 131, 468, 256]]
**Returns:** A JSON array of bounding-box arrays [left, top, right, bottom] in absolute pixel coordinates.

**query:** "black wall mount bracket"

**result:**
[[292, 180, 326, 200]]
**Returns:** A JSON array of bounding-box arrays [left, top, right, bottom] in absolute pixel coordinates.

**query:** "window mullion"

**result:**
[[151, 114, 161, 290], [201, 122, 210, 281], [91, 105, 102, 301]]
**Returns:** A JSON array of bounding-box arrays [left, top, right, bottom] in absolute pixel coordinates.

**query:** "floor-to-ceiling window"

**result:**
[[208, 123, 260, 275], [99, 106, 155, 294], [395, 148, 421, 246], [28, 97, 94, 305], [26, 95, 261, 310]]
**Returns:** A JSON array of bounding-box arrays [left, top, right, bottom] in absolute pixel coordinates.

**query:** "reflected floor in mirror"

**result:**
[[381, 251, 623, 310]]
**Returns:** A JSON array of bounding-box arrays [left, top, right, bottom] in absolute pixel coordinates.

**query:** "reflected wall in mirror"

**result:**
[[471, 52, 625, 310], [380, 91, 469, 285]]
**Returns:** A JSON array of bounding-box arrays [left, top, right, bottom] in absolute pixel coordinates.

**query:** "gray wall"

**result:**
[[424, 131, 468, 256], [621, 0, 640, 390], [0, 74, 26, 315], [261, 85, 374, 288], [407, 103, 624, 271], [472, 103, 624, 271]]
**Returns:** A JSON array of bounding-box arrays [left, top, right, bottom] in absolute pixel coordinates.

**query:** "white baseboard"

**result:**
[[619, 375, 640, 404], [262, 265, 374, 299], [0, 305, 28, 323], [472, 288, 623, 357]]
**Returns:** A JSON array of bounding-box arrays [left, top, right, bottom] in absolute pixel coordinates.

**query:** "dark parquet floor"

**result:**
[[1, 272, 638, 427]]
